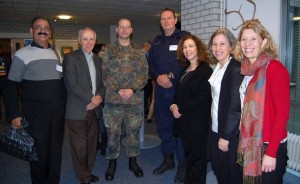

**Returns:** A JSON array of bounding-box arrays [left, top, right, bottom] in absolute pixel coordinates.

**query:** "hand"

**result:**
[[218, 138, 229, 152], [170, 104, 182, 119], [261, 154, 276, 173], [86, 102, 96, 110], [118, 89, 134, 101], [163, 81, 173, 88], [11, 117, 22, 129], [86, 95, 102, 110], [157, 74, 173, 88], [91, 95, 102, 107]]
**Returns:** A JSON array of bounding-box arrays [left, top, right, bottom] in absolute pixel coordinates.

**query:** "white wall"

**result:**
[[225, 0, 281, 47]]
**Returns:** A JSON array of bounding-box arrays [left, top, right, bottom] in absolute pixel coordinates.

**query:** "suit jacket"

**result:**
[[173, 62, 212, 151], [217, 58, 244, 140], [63, 49, 105, 120]]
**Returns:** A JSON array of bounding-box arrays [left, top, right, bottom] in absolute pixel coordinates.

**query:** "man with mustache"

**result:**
[[38, 32, 48, 36], [6, 17, 66, 184]]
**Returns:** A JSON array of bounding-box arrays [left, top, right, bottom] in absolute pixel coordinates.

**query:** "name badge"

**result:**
[[56, 64, 62, 72], [169, 45, 178, 51]]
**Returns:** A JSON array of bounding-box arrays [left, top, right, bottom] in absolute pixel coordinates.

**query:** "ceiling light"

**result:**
[[57, 15, 72, 20]]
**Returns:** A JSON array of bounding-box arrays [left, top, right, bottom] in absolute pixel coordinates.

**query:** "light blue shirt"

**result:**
[[83, 51, 96, 95]]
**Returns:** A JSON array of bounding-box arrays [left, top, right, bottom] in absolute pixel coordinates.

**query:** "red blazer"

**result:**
[[263, 60, 290, 158]]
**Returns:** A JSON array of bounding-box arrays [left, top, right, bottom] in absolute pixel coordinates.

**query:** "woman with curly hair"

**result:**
[[170, 34, 212, 184]]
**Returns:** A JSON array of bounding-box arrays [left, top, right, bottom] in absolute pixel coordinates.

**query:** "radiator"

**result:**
[[287, 132, 300, 172]]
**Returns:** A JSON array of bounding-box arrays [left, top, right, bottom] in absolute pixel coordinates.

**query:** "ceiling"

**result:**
[[0, 0, 181, 25]]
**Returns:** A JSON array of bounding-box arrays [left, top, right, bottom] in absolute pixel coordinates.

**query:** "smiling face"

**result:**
[[78, 28, 96, 54], [116, 19, 132, 40], [30, 18, 52, 48], [212, 34, 232, 65], [183, 38, 198, 64], [240, 28, 267, 64]]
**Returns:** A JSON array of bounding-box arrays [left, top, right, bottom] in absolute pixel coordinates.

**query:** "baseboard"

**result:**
[[287, 168, 300, 177]]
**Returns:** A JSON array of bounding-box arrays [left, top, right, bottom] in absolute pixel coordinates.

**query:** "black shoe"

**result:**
[[89, 174, 99, 183], [105, 159, 116, 181], [153, 154, 175, 174], [174, 161, 185, 184], [129, 157, 144, 177]]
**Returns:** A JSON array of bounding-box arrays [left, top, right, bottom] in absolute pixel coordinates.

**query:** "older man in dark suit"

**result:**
[[63, 27, 105, 184]]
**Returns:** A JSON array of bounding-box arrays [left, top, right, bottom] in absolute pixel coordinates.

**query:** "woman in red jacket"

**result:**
[[234, 19, 290, 184]]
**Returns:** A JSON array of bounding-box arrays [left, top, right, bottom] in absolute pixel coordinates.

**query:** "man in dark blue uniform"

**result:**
[[148, 8, 189, 184]]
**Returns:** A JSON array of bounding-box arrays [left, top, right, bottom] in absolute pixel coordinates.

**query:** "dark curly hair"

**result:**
[[176, 34, 210, 67]]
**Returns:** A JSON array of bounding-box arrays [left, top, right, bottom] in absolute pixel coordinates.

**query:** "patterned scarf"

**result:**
[[237, 53, 273, 184]]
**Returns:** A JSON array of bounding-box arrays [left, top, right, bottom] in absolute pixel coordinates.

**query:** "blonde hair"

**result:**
[[233, 19, 278, 61]]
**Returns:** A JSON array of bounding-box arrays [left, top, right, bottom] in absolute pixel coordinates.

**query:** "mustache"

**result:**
[[37, 32, 48, 36]]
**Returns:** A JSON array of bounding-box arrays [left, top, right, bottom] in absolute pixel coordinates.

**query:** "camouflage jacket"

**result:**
[[101, 41, 148, 104]]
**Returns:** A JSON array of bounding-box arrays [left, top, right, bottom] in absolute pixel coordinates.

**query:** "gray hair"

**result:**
[[78, 27, 97, 40]]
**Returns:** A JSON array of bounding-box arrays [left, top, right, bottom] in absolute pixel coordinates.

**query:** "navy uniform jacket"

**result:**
[[148, 28, 189, 93]]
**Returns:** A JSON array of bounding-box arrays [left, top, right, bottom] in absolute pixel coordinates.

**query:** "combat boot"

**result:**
[[105, 159, 116, 181], [174, 160, 186, 184], [129, 157, 144, 177], [153, 153, 175, 174]]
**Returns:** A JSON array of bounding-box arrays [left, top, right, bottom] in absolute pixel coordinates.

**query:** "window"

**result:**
[[281, 0, 300, 134]]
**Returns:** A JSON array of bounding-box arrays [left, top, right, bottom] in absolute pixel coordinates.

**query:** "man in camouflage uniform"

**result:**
[[101, 18, 148, 181]]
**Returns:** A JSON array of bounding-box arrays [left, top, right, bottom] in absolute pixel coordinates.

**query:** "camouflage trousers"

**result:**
[[103, 102, 143, 159]]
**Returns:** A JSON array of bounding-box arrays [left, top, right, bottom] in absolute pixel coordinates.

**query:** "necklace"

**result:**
[[180, 70, 189, 82]]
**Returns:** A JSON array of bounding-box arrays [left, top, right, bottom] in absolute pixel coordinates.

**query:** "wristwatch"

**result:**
[[167, 72, 174, 79]]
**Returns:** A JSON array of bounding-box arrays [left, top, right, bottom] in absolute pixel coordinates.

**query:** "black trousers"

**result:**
[[211, 131, 242, 184], [182, 138, 207, 184], [24, 106, 65, 184], [262, 141, 288, 184]]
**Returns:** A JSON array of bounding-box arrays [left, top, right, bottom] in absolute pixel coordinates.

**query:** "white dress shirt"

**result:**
[[208, 58, 231, 133]]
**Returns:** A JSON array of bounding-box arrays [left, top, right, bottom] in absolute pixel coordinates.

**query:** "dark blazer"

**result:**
[[217, 58, 243, 140], [63, 49, 105, 120], [173, 61, 212, 145]]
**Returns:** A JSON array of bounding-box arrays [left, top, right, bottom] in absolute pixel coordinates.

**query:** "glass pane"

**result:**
[[287, 2, 300, 134]]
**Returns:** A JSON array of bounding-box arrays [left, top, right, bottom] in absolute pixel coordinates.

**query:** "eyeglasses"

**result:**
[[33, 26, 51, 32], [118, 26, 131, 30]]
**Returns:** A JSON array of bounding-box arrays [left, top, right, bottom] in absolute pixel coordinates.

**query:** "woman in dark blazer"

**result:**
[[171, 34, 212, 184], [208, 28, 243, 184]]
